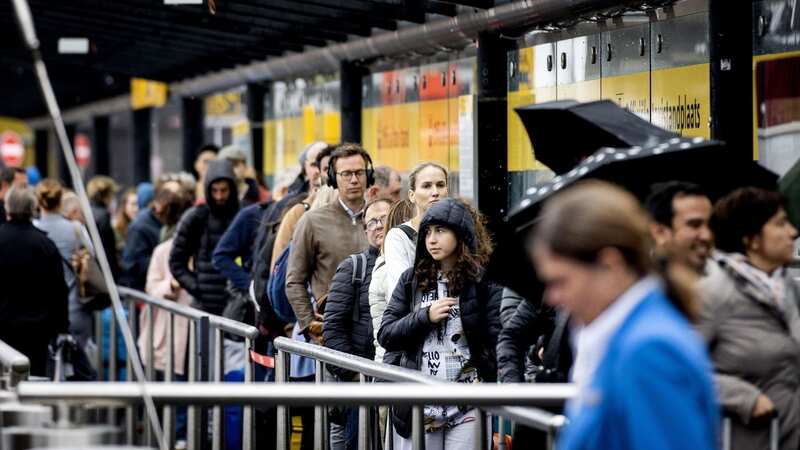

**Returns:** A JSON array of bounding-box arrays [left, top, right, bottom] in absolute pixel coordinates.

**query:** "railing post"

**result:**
[[108, 307, 118, 424], [145, 303, 155, 446], [358, 373, 371, 450], [164, 312, 175, 450], [94, 311, 103, 379], [497, 416, 506, 450], [187, 319, 199, 450], [275, 349, 291, 450], [212, 327, 224, 450], [125, 298, 135, 445], [242, 337, 254, 450], [198, 316, 211, 450], [411, 406, 425, 450], [474, 409, 488, 450], [314, 359, 325, 450]]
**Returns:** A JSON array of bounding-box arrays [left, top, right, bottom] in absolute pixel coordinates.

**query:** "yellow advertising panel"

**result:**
[[302, 105, 316, 146], [651, 63, 711, 139], [205, 91, 242, 117], [322, 111, 341, 145], [601, 72, 650, 120], [263, 120, 276, 175], [130, 78, 168, 110], [418, 99, 450, 166], [279, 116, 304, 168], [376, 102, 419, 172], [449, 96, 461, 171], [507, 86, 556, 172], [362, 107, 378, 158]]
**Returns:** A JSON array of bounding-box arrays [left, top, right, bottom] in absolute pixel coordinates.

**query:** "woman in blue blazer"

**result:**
[[530, 181, 719, 450]]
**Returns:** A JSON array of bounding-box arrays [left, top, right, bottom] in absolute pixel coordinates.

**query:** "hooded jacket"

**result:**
[[377, 198, 502, 438], [170, 159, 239, 315]]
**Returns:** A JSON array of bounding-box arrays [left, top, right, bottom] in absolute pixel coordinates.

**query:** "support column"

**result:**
[[709, 0, 753, 161], [133, 108, 152, 184], [34, 128, 48, 178], [476, 31, 515, 227], [181, 97, 205, 174], [247, 83, 266, 173], [59, 124, 76, 187], [340, 60, 367, 144], [92, 115, 110, 176]]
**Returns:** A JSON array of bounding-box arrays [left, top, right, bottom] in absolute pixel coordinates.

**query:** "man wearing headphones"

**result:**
[[286, 143, 373, 343]]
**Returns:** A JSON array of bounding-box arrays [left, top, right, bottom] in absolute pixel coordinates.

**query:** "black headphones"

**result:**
[[327, 148, 375, 189]]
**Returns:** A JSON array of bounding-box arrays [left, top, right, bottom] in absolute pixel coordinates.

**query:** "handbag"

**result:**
[[70, 224, 111, 310]]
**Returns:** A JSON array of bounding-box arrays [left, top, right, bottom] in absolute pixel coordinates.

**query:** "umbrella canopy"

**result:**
[[779, 158, 800, 228], [515, 100, 679, 174]]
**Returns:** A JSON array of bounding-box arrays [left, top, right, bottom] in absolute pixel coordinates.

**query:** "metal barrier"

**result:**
[[96, 287, 260, 450], [0, 339, 30, 389], [273, 336, 573, 450]]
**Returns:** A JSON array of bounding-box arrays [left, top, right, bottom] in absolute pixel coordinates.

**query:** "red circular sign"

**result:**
[[74, 133, 91, 168], [0, 131, 24, 167]]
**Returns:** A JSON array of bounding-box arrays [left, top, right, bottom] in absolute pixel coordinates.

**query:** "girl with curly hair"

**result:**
[[378, 197, 501, 450]]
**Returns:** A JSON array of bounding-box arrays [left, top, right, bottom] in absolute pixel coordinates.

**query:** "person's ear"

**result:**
[[367, 186, 379, 201], [649, 223, 672, 247], [596, 247, 626, 272]]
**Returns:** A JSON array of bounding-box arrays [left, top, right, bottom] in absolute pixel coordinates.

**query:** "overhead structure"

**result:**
[[3, 0, 662, 120]]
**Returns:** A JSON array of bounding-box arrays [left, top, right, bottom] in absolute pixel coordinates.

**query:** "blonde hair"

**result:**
[[87, 176, 118, 204], [35, 178, 63, 212]]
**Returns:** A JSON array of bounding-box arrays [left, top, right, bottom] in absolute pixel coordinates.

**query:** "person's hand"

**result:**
[[752, 394, 776, 418], [428, 298, 457, 323], [306, 320, 324, 344]]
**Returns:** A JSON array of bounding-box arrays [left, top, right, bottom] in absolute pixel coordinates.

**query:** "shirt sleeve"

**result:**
[[383, 228, 413, 308]]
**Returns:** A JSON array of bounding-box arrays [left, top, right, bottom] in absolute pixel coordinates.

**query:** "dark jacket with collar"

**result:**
[[170, 159, 239, 315], [323, 246, 379, 380], [121, 207, 162, 290]]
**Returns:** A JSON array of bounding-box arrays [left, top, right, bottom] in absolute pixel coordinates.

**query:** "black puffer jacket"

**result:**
[[497, 294, 550, 383], [323, 246, 379, 380], [377, 198, 502, 438], [170, 159, 239, 315], [91, 201, 120, 278]]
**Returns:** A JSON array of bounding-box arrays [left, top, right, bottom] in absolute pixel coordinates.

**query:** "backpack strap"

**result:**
[[398, 224, 417, 243]]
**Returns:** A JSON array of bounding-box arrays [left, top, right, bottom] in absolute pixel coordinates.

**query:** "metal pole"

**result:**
[[108, 307, 118, 424], [242, 337, 254, 450], [94, 311, 103, 380], [411, 406, 425, 450], [199, 317, 210, 450], [125, 298, 135, 445], [145, 303, 155, 446], [275, 349, 290, 450], [358, 373, 371, 450], [164, 312, 175, 450], [188, 320, 199, 450], [497, 416, 506, 450], [212, 328, 224, 450], [474, 410, 488, 450], [314, 359, 325, 450]]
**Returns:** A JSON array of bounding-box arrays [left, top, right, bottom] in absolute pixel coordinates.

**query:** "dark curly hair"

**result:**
[[415, 199, 493, 296]]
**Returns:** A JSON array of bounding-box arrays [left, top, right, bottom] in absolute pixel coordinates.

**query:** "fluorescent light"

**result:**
[[164, 0, 203, 4], [58, 38, 89, 54]]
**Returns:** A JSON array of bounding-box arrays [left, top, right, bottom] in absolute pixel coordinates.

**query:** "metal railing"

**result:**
[[0, 339, 30, 389], [96, 287, 260, 450], [273, 336, 574, 450]]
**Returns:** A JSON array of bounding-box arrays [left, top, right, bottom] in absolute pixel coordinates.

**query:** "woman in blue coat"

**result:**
[[530, 181, 719, 450]]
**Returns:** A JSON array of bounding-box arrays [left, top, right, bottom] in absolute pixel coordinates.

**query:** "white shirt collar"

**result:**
[[570, 275, 661, 390], [338, 198, 364, 221]]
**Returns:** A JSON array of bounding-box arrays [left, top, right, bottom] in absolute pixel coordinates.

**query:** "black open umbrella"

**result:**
[[515, 100, 679, 174], [488, 100, 778, 303]]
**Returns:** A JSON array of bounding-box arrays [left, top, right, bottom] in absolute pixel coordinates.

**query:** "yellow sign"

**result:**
[[205, 91, 242, 117], [557, 79, 601, 103], [263, 120, 276, 176], [130, 78, 168, 110], [419, 99, 450, 166], [651, 63, 711, 139], [601, 72, 651, 121]]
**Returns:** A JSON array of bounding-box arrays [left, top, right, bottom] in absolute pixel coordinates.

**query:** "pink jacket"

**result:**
[[138, 239, 193, 375]]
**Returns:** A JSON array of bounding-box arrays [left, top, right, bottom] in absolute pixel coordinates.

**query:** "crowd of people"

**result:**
[[0, 139, 798, 450]]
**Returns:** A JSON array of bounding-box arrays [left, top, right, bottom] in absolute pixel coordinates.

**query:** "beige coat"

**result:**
[[698, 258, 800, 450], [138, 239, 192, 375]]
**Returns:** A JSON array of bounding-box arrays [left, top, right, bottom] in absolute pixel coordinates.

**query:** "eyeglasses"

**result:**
[[365, 217, 385, 231], [336, 169, 367, 180]]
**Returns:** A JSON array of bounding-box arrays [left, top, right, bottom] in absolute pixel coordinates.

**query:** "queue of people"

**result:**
[[4, 137, 800, 450]]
